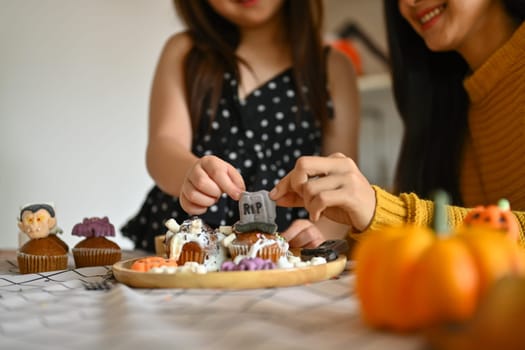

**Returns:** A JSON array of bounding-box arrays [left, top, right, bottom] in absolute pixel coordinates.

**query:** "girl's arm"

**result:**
[[146, 33, 245, 213], [146, 33, 197, 197], [324, 47, 360, 164], [314, 46, 362, 240]]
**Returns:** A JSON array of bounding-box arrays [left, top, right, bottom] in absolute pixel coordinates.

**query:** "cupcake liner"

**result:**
[[72, 247, 121, 268], [228, 244, 285, 263], [17, 251, 68, 274], [154, 235, 167, 257], [177, 249, 205, 265]]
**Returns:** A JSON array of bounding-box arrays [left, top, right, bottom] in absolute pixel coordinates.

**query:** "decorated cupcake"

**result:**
[[71, 217, 121, 267], [17, 203, 69, 274], [164, 216, 228, 272], [228, 190, 289, 263]]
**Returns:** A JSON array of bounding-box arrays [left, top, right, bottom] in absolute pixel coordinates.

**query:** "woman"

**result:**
[[270, 0, 525, 246], [122, 0, 360, 251]]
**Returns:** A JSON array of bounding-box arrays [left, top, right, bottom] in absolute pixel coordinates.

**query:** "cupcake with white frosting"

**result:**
[[164, 217, 228, 272], [228, 190, 289, 263]]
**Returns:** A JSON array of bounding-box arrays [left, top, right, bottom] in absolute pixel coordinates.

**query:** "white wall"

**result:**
[[0, 0, 182, 249], [324, 0, 388, 75]]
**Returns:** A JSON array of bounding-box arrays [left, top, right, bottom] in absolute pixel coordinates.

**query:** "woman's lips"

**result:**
[[237, 0, 259, 8], [417, 4, 445, 30]]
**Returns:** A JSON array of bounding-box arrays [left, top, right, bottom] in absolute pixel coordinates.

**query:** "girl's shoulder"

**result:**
[[325, 45, 358, 77], [324, 44, 360, 108], [161, 31, 194, 60]]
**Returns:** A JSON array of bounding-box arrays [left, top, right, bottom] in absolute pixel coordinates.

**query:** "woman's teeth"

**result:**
[[420, 5, 445, 25]]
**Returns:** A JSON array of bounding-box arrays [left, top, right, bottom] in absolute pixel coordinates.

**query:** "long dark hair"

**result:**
[[173, 0, 328, 133], [384, 0, 525, 205]]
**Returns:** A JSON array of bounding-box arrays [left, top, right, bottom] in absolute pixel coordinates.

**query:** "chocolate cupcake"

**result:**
[[227, 231, 288, 263], [17, 203, 69, 274], [228, 190, 289, 263], [71, 217, 121, 267]]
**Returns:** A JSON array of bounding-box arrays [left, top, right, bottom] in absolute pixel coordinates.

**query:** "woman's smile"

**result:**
[[418, 4, 446, 30]]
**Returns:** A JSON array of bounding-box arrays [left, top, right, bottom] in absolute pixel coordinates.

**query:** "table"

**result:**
[[0, 250, 424, 350]]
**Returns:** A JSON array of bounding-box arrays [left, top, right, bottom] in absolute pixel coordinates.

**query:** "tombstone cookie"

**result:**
[[233, 190, 278, 234]]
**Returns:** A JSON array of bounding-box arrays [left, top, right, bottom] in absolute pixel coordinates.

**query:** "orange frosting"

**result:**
[[131, 256, 178, 272]]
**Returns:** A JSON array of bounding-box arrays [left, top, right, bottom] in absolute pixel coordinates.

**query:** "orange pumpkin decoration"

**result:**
[[353, 191, 525, 332], [130, 256, 178, 272], [463, 199, 520, 242], [426, 275, 525, 350]]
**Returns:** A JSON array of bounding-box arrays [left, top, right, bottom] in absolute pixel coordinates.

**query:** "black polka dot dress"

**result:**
[[122, 68, 332, 251]]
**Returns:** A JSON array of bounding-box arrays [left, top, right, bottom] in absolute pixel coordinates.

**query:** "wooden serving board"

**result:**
[[112, 255, 347, 290]]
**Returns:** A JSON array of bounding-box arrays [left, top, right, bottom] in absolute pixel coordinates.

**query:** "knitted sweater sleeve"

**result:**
[[350, 186, 525, 247]]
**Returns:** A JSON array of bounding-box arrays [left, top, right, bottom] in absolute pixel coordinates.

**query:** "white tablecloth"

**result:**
[[0, 251, 424, 350]]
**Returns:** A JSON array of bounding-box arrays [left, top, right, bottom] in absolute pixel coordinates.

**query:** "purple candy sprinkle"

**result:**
[[238, 259, 257, 271], [262, 261, 276, 270], [221, 257, 276, 271], [220, 261, 237, 271]]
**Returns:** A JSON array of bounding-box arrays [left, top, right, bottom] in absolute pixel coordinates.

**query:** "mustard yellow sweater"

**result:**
[[362, 23, 525, 246]]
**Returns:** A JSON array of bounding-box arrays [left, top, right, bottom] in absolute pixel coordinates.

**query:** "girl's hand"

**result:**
[[280, 219, 326, 248], [180, 155, 245, 215], [269, 153, 376, 232]]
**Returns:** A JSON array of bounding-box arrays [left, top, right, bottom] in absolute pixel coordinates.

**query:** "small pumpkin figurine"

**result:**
[[463, 199, 520, 242], [353, 190, 525, 332], [425, 275, 525, 350]]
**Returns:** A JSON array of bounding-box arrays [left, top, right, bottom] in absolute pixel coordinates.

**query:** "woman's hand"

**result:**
[[269, 153, 376, 231], [180, 155, 245, 215], [280, 219, 326, 248]]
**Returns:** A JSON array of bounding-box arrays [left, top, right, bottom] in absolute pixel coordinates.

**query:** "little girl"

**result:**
[[122, 0, 360, 252]]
